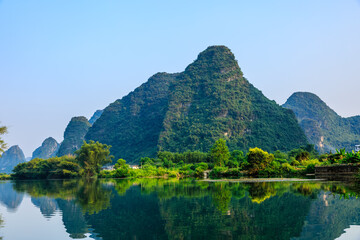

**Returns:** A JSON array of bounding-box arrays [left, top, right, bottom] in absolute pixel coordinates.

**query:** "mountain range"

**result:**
[[283, 92, 360, 153], [3, 45, 360, 168]]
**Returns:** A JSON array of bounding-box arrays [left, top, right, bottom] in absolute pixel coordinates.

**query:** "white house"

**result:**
[[355, 145, 360, 153]]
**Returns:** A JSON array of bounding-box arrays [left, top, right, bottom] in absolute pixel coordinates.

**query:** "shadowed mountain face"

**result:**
[[283, 92, 360, 153], [85, 72, 179, 162], [32, 137, 59, 160], [0, 145, 26, 173], [57, 117, 91, 157], [89, 110, 103, 125], [86, 46, 308, 163]]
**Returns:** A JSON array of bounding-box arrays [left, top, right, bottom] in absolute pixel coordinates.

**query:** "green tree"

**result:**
[[296, 150, 310, 162], [209, 139, 230, 167], [113, 158, 132, 178], [114, 159, 127, 169], [75, 141, 113, 178], [0, 124, 7, 156], [247, 147, 274, 175]]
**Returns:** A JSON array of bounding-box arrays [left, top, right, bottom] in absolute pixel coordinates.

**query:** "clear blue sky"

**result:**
[[1, 0, 360, 157]]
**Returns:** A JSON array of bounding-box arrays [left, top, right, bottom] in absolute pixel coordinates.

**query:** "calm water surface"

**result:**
[[1, 179, 360, 240]]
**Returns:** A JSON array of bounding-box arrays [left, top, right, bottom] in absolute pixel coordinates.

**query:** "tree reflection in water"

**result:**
[[8, 179, 360, 240], [0, 214, 3, 240]]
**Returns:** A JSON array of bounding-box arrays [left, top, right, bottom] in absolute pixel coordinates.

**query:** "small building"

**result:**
[[130, 165, 139, 169], [102, 165, 114, 171], [355, 145, 360, 153]]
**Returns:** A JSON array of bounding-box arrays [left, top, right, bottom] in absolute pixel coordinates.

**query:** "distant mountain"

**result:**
[[32, 137, 59, 159], [283, 92, 360, 153], [0, 145, 26, 173], [89, 110, 103, 125], [86, 46, 308, 163], [57, 117, 91, 157]]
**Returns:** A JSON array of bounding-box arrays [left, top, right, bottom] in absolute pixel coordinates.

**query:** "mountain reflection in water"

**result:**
[[0, 179, 360, 240]]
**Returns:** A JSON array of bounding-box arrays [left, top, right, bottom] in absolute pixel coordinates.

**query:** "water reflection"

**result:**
[[31, 197, 58, 218], [0, 213, 3, 240], [1, 179, 360, 239], [0, 181, 24, 211]]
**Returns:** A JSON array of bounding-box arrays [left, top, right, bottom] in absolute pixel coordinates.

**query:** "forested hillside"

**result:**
[[86, 46, 308, 163], [283, 92, 360, 152]]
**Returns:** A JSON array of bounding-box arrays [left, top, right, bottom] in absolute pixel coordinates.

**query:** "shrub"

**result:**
[[246, 148, 274, 175], [209, 167, 228, 178]]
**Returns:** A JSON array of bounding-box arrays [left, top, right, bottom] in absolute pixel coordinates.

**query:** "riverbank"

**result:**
[[0, 173, 11, 180], [202, 178, 325, 183]]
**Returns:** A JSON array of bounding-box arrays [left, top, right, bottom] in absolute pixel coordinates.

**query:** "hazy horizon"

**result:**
[[1, 0, 360, 156]]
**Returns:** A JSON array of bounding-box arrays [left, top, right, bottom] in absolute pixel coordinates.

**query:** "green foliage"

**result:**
[[86, 73, 178, 163], [13, 179, 111, 214], [0, 124, 7, 156], [209, 167, 242, 179], [75, 141, 113, 178], [157, 151, 210, 164], [57, 116, 91, 157], [113, 159, 131, 178], [247, 148, 274, 175], [194, 162, 209, 178], [319, 148, 360, 165], [12, 156, 80, 179], [210, 167, 229, 178], [209, 139, 230, 167], [140, 157, 155, 166], [114, 159, 127, 169], [0, 173, 11, 180], [274, 150, 288, 160], [87, 46, 308, 163]]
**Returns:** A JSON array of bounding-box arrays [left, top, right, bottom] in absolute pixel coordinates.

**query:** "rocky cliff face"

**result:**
[[32, 137, 59, 159], [57, 117, 91, 157], [89, 110, 104, 125], [86, 46, 308, 163], [283, 92, 360, 153], [0, 145, 26, 173]]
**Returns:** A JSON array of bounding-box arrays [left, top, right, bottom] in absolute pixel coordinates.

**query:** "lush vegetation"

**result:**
[[13, 156, 81, 179], [98, 139, 327, 179], [8, 137, 360, 180], [86, 46, 308, 163], [57, 116, 91, 157], [12, 141, 112, 179], [76, 141, 113, 177], [0, 124, 6, 156], [283, 92, 360, 153], [0, 173, 11, 180], [85, 72, 178, 163]]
